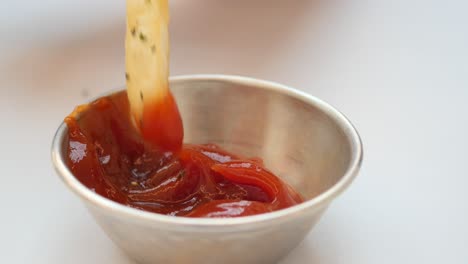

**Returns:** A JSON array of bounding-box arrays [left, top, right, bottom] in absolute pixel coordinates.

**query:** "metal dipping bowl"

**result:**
[[52, 75, 363, 264]]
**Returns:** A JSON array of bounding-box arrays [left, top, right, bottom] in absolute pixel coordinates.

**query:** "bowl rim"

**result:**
[[51, 74, 363, 227]]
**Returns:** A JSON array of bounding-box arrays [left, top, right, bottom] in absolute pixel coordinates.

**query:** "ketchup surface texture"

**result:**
[[65, 91, 303, 217]]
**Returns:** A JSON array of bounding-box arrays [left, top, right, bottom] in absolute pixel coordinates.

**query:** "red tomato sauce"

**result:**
[[65, 91, 303, 217]]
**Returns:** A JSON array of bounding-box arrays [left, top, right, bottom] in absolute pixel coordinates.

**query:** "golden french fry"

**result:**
[[126, 0, 170, 122], [125, 0, 183, 150]]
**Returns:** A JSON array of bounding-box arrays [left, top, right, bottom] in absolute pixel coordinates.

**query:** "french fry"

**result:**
[[125, 0, 183, 150]]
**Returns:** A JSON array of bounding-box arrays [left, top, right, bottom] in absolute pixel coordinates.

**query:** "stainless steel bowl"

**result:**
[[52, 75, 363, 264]]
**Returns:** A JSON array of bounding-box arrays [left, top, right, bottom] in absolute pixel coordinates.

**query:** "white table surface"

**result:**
[[1, 1, 467, 263]]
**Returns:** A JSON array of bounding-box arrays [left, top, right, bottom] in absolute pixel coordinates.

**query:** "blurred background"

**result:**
[[1, 1, 467, 263]]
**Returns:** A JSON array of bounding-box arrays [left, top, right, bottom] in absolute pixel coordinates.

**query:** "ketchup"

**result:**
[[65, 91, 302, 217]]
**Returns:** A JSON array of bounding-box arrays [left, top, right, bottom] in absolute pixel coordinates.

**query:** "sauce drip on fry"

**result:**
[[65, 91, 303, 217], [139, 91, 183, 151]]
